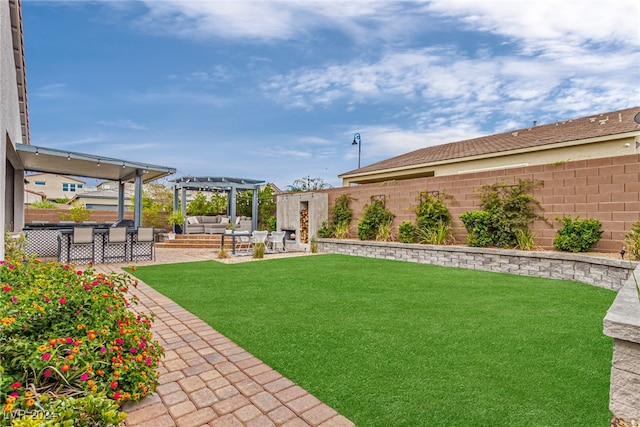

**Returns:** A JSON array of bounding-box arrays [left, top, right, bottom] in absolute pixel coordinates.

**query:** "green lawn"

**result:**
[[128, 254, 616, 426]]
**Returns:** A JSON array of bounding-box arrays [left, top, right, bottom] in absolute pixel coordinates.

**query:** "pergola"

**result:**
[[170, 176, 265, 231], [15, 143, 176, 227]]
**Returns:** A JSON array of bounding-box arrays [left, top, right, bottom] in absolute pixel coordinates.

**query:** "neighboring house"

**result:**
[[24, 189, 45, 204], [24, 172, 87, 201], [340, 107, 640, 186], [69, 188, 133, 211], [1, 0, 29, 257]]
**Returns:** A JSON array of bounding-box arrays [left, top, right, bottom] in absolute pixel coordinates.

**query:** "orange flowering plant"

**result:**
[[0, 258, 164, 425]]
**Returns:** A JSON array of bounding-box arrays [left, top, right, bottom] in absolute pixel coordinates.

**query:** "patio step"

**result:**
[[157, 234, 222, 249]]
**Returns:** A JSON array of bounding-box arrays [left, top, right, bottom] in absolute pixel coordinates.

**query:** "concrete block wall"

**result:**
[[323, 154, 640, 252], [25, 208, 134, 224]]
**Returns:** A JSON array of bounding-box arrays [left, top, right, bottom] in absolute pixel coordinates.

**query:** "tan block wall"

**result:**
[[324, 154, 640, 252], [25, 208, 134, 224]]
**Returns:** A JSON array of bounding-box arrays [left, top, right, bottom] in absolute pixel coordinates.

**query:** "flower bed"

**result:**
[[0, 259, 164, 426]]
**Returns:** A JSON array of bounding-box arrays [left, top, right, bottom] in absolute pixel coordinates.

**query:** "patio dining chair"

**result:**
[[103, 227, 128, 263], [266, 231, 286, 252], [69, 226, 95, 264], [250, 230, 268, 246], [131, 227, 155, 262]]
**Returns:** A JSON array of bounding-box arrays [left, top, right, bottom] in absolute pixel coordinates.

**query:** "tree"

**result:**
[[236, 185, 277, 230], [287, 176, 332, 192]]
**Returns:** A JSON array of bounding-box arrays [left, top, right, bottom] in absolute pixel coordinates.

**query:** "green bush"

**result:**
[[415, 194, 452, 231], [625, 221, 640, 260], [398, 221, 416, 243], [187, 192, 213, 215], [317, 221, 332, 238], [58, 204, 93, 223], [553, 215, 603, 252], [322, 195, 355, 238], [459, 180, 545, 248], [417, 221, 453, 245], [29, 200, 57, 209], [459, 210, 493, 247], [357, 198, 395, 241], [0, 260, 164, 424]]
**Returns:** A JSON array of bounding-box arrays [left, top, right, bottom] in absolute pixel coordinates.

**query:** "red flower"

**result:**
[[44, 369, 52, 378], [2, 285, 11, 292], [58, 297, 67, 305], [41, 353, 51, 361], [110, 381, 118, 389], [80, 372, 89, 381], [10, 382, 21, 390]]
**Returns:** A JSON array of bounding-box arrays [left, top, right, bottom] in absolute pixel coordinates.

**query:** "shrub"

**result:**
[[515, 228, 535, 251], [375, 220, 394, 242], [417, 221, 454, 245], [187, 192, 213, 215], [0, 260, 164, 423], [3, 232, 26, 261], [415, 193, 452, 231], [398, 221, 416, 243], [29, 200, 57, 209], [333, 223, 351, 239], [357, 198, 395, 241], [322, 195, 355, 238], [58, 204, 93, 223], [553, 215, 603, 252], [460, 180, 545, 248], [459, 210, 493, 247], [317, 221, 332, 238], [253, 243, 265, 259], [625, 221, 640, 260]]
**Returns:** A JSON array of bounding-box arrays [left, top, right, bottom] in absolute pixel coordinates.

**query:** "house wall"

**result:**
[[323, 153, 640, 253], [1, 0, 27, 258], [25, 173, 87, 201]]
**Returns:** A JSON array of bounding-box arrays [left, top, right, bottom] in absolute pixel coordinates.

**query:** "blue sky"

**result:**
[[22, 0, 640, 190]]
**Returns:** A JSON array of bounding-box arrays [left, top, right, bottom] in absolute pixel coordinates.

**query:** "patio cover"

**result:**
[[16, 143, 176, 227], [170, 176, 265, 232]]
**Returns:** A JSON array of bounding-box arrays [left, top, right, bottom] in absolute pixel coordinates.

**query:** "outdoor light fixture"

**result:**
[[352, 132, 362, 169], [67, 153, 71, 160], [35, 148, 39, 155], [122, 162, 126, 168], [97, 159, 100, 167]]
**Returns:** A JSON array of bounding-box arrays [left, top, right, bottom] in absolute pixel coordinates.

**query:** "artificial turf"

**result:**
[[128, 254, 616, 426]]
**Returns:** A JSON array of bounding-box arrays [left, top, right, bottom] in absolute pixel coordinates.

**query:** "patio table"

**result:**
[[222, 230, 251, 255]]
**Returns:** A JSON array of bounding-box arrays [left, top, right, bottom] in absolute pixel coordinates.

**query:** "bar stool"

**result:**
[[69, 227, 95, 264], [103, 227, 128, 263]]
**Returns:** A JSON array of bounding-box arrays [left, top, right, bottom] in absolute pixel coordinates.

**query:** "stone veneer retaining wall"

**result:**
[[318, 238, 633, 290], [318, 239, 640, 422], [604, 266, 640, 422]]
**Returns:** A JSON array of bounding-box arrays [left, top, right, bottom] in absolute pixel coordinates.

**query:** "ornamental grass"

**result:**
[[0, 258, 164, 426]]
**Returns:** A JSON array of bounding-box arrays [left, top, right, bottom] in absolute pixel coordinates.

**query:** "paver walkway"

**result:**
[[95, 249, 355, 427]]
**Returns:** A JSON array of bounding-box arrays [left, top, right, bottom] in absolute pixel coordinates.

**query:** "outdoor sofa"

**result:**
[[184, 215, 252, 234], [185, 215, 229, 234]]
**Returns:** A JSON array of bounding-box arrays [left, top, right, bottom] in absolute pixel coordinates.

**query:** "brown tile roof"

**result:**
[[341, 106, 640, 176]]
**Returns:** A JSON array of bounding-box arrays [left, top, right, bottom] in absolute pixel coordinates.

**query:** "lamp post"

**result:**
[[352, 133, 361, 169]]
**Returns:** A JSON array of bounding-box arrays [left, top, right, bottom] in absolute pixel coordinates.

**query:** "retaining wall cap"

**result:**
[[604, 265, 640, 343]]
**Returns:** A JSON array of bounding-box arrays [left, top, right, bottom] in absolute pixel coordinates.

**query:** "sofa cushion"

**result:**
[[187, 216, 199, 224]]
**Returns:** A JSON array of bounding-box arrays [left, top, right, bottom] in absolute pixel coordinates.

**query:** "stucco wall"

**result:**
[[323, 154, 640, 253], [1, 0, 27, 258]]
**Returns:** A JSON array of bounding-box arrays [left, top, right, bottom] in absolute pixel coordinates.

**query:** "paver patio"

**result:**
[[95, 248, 354, 427]]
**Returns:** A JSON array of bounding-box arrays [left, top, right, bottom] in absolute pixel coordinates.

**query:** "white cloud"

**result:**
[[97, 119, 147, 130]]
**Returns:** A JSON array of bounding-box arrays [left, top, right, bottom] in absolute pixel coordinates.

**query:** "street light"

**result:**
[[352, 133, 361, 169]]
